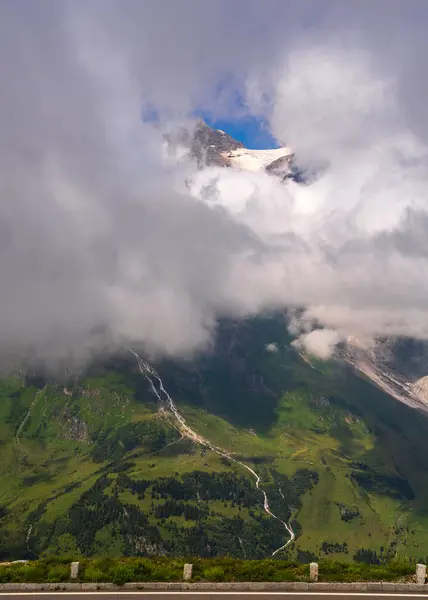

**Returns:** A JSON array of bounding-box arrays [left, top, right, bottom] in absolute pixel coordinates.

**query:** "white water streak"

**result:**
[[15, 388, 44, 454], [129, 349, 295, 555], [238, 536, 247, 558]]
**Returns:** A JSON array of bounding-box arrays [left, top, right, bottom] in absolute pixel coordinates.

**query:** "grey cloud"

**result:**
[[1, 0, 428, 367]]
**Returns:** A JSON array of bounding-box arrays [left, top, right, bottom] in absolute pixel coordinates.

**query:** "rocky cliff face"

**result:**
[[339, 336, 428, 411], [191, 122, 245, 167], [163, 121, 243, 168]]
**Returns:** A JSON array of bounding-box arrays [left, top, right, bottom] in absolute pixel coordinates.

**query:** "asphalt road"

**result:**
[[1, 594, 428, 599]]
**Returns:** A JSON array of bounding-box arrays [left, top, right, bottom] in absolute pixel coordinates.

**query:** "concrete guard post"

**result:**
[[416, 563, 426, 584], [70, 562, 80, 580], [183, 563, 193, 581], [309, 562, 319, 582]]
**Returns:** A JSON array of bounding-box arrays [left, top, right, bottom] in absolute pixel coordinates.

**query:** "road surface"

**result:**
[[1, 593, 428, 599]]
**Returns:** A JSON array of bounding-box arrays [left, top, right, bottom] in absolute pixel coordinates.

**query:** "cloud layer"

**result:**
[[1, 0, 428, 367]]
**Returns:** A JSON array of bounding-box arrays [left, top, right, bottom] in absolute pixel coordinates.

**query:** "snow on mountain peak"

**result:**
[[224, 147, 293, 173]]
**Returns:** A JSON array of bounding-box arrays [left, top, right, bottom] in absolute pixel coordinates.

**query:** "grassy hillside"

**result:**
[[1, 315, 428, 562]]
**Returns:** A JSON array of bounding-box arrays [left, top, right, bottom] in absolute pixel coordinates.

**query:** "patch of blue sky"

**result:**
[[199, 112, 279, 150], [195, 77, 279, 149], [141, 76, 278, 150]]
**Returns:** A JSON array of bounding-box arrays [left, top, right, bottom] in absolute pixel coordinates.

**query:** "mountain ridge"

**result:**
[[165, 121, 295, 177], [340, 336, 428, 412], [1, 125, 428, 563]]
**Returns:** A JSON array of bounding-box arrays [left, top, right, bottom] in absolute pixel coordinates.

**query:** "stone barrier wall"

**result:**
[[0, 581, 427, 592]]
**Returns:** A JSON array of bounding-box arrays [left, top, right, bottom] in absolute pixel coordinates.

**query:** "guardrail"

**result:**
[[67, 560, 427, 585], [1, 559, 426, 587]]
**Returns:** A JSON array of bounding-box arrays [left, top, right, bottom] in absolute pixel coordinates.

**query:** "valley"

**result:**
[[1, 315, 428, 563]]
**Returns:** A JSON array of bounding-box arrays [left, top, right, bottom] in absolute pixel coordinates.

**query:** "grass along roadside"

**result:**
[[0, 557, 417, 585]]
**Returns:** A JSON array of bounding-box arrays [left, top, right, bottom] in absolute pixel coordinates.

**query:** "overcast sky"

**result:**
[[1, 0, 428, 367]]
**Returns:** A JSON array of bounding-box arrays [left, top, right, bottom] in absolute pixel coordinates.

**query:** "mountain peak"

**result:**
[[191, 121, 244, 167], [164, 121, 294, 176]]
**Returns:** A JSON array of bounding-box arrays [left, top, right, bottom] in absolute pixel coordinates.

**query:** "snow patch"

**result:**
[[223, 147, 292, 172]]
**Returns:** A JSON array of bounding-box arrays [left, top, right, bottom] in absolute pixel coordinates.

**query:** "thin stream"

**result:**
[[130, 349, 295, 555]]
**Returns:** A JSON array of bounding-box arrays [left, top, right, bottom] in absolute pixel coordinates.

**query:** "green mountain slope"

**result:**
[[1, 315, 428, 562]]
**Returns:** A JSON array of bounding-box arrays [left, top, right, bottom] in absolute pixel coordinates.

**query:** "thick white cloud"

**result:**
[[191, 41, 428, 358], [1, 0, 428, 366], [293, 329, 341, 361]]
